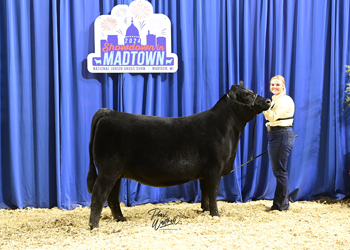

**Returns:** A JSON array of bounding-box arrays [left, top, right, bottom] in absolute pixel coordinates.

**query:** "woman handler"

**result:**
[[263, 75, 295, 211]]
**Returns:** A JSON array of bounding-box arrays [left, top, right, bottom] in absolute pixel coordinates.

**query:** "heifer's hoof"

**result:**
[[210, 212, 220, 217], [201, 207, 210, 212], [89, 223, 99, 230], [116, 216, 126, 222]]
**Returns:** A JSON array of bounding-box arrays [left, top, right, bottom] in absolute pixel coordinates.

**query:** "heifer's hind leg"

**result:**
[[89, 174, 117, 229], [107, 178, 126, 222], [200, 180, 209, 211]]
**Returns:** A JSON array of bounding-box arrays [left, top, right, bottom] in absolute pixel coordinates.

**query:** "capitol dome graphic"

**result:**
[[125, 18, 141, 45]]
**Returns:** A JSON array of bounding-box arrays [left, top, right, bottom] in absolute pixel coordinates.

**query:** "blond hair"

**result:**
[[270, 75, 286, 93]]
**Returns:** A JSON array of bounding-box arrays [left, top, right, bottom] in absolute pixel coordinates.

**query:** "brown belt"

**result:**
[[267, 125, 291, 132]]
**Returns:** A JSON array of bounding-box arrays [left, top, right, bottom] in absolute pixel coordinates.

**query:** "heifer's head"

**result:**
[[227, 82, 271, 114]]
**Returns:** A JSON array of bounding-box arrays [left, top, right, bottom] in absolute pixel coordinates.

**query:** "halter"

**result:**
[[227, 93, 258, 113]]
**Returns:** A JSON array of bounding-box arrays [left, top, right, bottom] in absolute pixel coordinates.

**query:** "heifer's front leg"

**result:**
[[107, 178, 126, 222], [200, 179, 209, 211], [203, 176, 221, 217], [89, 175, 116, 229]]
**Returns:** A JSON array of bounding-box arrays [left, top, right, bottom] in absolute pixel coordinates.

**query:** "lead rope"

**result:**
[[229, 115, 268, 174]]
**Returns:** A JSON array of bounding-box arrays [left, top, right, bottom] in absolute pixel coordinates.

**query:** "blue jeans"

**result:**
[[268, 127, 295, 210]]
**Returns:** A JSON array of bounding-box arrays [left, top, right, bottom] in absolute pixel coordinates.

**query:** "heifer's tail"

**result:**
[[87, 108, 112, 193]]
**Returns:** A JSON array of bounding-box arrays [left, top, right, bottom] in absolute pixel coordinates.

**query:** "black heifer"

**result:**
[[87, 83, 271, 229]]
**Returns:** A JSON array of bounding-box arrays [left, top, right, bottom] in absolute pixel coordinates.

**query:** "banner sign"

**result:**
[[87, 0, 178, 73]]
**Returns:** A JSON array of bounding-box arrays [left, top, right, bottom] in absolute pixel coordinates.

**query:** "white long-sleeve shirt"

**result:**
[[263, 93, 295, 127]]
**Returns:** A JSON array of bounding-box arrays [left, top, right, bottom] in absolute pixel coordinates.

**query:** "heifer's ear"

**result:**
[[228, 85, 237, 99], [239, 80, 244, 87]]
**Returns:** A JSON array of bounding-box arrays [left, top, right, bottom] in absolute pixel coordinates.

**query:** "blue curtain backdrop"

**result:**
[[1, 0, 349, 209]]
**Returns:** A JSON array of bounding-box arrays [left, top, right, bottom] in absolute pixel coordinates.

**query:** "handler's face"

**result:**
[[270, 79, 284, 95]]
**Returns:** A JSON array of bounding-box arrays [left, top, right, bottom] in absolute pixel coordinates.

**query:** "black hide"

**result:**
[[87, 84, 271, 229]]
